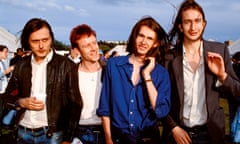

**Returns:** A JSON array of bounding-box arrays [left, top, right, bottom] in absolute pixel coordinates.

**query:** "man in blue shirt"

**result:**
[[97, 16, 171, 144]]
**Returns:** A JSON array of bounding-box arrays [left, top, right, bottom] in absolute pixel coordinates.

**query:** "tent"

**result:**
[[0, 26, 20, 53], [109, 45, 128, 56], [228, 39, 240, 56]]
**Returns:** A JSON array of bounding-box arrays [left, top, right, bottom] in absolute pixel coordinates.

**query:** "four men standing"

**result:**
[[1, 0, 240, 144]]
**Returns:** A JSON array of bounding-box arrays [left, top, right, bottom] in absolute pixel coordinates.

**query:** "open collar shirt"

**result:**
[[19, 50, 53, 128], [97, 55, 171, 135], [182, 42, 207, 127]]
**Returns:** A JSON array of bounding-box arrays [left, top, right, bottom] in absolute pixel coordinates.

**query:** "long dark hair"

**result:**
[[169, 0, 206, 48], [20, 18, 54, 51], [126, 16, 169, 65]]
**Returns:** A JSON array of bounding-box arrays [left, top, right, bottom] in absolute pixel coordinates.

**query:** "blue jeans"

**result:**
[[74, 125, 105, 144], [17, 126, 63, 144]]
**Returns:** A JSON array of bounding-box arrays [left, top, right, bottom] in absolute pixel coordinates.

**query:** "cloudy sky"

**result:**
[[0, 0, 240, 45]]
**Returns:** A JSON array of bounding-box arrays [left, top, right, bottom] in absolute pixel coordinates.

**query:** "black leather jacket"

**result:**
[[3, 51, 82, 142]]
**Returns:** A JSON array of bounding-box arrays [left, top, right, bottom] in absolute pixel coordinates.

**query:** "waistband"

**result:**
[[19, 125, 48, 133], [182, 124, 208, 133]]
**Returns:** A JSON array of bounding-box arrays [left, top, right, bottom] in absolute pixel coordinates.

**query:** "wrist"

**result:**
[[144, 79, 152, 82], [219, 72, 227, 82]]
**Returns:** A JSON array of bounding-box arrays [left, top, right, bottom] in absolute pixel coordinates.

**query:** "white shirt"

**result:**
[[68, 55, 81, 64], [78, 69, 102, 125], [0, 59, 8, 94], [182, 42, 208, 127], [19, 50, 53, 128]]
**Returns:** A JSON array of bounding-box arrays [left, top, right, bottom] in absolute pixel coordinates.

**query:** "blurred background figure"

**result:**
[[109, 50, 119, 58], [9, 47, 24, 66], [68, 47, 81, 64], [0, 45, 14, 116], [232, 51, 240, 78]]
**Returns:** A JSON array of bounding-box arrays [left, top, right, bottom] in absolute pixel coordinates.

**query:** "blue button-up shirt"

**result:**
[[97, 55, 171, 135]]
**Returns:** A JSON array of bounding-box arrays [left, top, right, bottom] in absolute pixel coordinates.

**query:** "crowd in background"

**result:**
[[0, 0, 240, 144]]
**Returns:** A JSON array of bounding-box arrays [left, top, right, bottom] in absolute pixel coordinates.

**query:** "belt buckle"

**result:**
[[189, 131, 195, 138]]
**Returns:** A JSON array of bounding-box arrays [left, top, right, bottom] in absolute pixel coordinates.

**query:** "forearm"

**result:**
[[101, 116, 112, 144], [145, 79, 158, 109]]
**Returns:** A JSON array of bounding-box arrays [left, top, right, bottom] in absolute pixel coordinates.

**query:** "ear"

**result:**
[[153, 42, 160, 48], [203, 20, 207, 29], [178, 24, 183, 32]]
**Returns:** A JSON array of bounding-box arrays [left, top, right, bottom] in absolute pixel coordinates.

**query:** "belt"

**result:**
[[183, 124, 208, 133], [19, 125, 48, 133], [77, 125, 103, 133]]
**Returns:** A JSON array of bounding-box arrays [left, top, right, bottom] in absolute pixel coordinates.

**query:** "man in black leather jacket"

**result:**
[[2, 18, 82, 144]]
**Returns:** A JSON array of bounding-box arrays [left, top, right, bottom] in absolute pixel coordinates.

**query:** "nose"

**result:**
[[39, 41, 44, 48], [190, 22, 196, 30], [140, 37, 147, 44]]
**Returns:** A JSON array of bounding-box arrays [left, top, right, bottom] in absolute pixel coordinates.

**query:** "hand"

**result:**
[[4, 66, 14, 74], [142, 57, 155, 80], [172, 126, 192, 144], [105, 137, 114, 144], [207, 52, 227, 82], [19, 97, 44, 111]]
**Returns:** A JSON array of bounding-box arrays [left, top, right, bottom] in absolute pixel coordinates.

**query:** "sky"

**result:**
[[0, 0, 240, 45]]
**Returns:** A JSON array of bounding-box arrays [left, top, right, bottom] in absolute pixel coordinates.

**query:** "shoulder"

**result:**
[[107, 55, 128, 65], [154, 63, 169, 76], [203, 40, 226, 50]]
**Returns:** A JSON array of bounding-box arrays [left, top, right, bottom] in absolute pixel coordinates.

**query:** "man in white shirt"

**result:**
[[69, 24, 104, 144], [3, 18, 82, 144], [163, 1, 240, 144]]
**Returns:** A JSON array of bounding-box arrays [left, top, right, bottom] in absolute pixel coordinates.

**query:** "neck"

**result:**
[[184, 40, 202, 54], [79, 60, 101, 72], [130, 54, 145, 66]]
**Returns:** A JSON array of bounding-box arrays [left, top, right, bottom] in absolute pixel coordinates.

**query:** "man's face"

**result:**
[[135, 25, 158, 57], [77, 34, 99, 62], [2, 48, 8, 59], [179, 9, 206, 42], [28, 27, 52, 62], [0, 48, 8, 60]]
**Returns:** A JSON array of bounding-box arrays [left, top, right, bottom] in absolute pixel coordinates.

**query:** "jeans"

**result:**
[[73, 125, 105, 144], [17, 126, 63, 144]]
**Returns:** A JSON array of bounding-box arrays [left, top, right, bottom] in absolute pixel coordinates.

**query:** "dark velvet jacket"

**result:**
[[163, 40, 240, 144], [2, 50, 82, 142]]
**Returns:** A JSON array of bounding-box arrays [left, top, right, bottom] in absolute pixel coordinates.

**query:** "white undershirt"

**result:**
[[182, 42, 207, 127], [19, 50, 53, 128], [78, 69, 102, 125]]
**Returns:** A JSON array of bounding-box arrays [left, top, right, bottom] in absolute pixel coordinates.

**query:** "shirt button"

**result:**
[[130, 99, 134, 103], [130, 124, 134, 127], [130, 111, 133, 115]]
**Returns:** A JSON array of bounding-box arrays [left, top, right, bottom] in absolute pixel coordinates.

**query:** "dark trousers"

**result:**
[[166, 125, 211, 144], [111, 126, 161, 144], [74, 125, 105, 144]]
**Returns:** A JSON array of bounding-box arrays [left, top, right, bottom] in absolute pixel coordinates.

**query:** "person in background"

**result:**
[[9, 48, 24, 66], [228, 51, 240, 143], [0, 45, 14, 116], [97, 16, 171, 144], [68, 47, 81, 64], [100, 49, 110, 66], [2, 18, 82, 144], [69, 24, 105, 144], [162, 0, 240, 144], [109, 51, 119, 58], [232, 51, 240, 79]]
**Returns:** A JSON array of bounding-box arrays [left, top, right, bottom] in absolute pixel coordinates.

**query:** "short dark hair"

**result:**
[[0, 45, 8, 52], [20, 18, 54, 51]]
